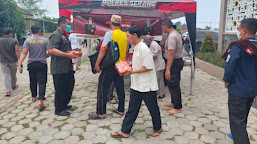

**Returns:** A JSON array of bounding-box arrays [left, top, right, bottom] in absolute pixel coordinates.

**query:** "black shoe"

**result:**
[[55, 110, 70, 116], [64, 105, 72, 110]]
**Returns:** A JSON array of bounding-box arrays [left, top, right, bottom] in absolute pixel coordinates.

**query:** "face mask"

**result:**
[[237, 30, 244, 39], [65, 25, 71, 32]]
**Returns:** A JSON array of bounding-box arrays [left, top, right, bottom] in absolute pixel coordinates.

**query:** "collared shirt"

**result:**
[[131, 41, 158, 92], [69, 33, 83, 50], [0, 36, 19, 63], [164, 30, 183, 59], [101, 28, 127, 63], [149, 41, 165, 71], [223, 38, 257, 98], [48, 29, 73, 74]]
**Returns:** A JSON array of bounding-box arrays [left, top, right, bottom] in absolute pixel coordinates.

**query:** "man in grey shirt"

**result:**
[[0, 28, 20, 96], [162, 19, 184, 115], [18, 25, 48, 111]]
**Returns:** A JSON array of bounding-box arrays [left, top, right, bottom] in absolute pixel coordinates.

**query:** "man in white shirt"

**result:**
[[110, 26, 162, 138], [69, 33, 83, 70]]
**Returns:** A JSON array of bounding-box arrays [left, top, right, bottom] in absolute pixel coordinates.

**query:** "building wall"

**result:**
[[219, 0, 257, 51], [226, 0, 257, 32]]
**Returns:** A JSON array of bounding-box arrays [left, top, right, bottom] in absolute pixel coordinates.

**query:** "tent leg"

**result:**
[[190, 52, 195, 95]]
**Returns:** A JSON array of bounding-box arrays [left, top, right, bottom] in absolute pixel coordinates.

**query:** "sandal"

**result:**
[[88, 113, 105, 120], [32, 97, 37, 102], [150, 128, 162, 137], [110, 132, 129, 138], [38, 105, 46, 111], [112, 108, 124, 115], [158, 95, 165, 99], [12, 84, 19, 90], [4, 92, 11, 97]]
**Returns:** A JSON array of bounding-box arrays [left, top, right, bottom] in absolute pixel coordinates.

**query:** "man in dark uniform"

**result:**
[[142, 19, 154, 35], [223, 18, 257, 144], [85, 17, 96, 34], [48, 16, 77, 116]]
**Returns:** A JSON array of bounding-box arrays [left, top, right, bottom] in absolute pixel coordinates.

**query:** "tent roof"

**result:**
[[59, 0, 197, 14]]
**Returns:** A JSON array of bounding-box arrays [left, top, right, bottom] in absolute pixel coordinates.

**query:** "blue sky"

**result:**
[[42, 0, 221, 29]]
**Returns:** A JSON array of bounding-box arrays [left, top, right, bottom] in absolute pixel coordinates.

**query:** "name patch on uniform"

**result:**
[[30, 40, 44, 44], [226, 54, 231, 62]]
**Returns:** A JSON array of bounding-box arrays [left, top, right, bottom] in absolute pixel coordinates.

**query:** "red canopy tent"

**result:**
[[58, 0, 197, 94]]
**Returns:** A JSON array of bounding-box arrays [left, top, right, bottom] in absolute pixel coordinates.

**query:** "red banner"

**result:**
[[73, 12, 162, 37]]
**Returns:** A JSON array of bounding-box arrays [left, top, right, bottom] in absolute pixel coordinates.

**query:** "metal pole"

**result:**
[[188, 34, 195, 95]]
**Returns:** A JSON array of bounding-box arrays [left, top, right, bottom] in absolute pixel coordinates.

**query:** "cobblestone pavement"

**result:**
[[1, 55, 257, 144]]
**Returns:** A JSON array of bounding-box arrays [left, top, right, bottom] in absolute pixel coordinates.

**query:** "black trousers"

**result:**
[[167, 58, 184, 109], [27, 62, 47, 100], [121, 89, 162, 134], [53, 71, 75, 113], [97, 65, 125, 115], [228, 94, 254, 144]]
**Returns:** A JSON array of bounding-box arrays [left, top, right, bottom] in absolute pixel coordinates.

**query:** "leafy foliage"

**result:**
[[200, 32, 216, 53], [0, 0, 26, 41], [17, 0, 46, 17], [196, 51, 225, 68]]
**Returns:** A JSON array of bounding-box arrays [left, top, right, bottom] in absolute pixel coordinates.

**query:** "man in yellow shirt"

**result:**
[[89, 15, 127, 119]]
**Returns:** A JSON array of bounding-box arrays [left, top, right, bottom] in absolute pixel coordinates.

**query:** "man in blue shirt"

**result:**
[[223, 18, 257, 144]]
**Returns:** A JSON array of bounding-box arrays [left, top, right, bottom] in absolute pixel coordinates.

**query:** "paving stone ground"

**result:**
[[1, 50, 257, 144]]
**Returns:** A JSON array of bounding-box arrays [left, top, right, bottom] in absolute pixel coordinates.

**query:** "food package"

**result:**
[[115, 60, 133, 76], [66, 51, 83, 57]]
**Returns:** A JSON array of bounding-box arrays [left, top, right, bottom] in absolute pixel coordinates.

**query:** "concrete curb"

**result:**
[[195, 58, 224, 80]]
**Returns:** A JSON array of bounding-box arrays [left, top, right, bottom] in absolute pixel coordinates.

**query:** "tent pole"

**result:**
[[187, 34, 195, 95]]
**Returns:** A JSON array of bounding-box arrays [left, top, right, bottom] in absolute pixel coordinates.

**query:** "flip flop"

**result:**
[[150, 128, 162, 137], [32, 97, 37, 102], [158, 95, 165, 99], [12, 84, 19, 90], [110, 132, 129, 138], [4, 92, 11, 97], [112, 108, 124, 115], [88, 113, 105, 120], [38, 105, 46, 111]]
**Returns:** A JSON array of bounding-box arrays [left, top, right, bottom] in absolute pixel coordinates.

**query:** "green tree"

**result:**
[[176, 27, 183, 35], [0, 0, 26, 41], [17, 0, 46, 17], [200, 32, 216, 53], [174, 21, 182, 26]]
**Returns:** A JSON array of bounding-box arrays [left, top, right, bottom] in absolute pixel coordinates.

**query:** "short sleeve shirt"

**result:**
[[101, 28, 127, 63], [164, 30, 183, 59], [69, 33, 83, 50], [130, 42, 158, 92], [0, 36, 19, 63], [48, 29, 73, 74], [23, 36, 48, 65]]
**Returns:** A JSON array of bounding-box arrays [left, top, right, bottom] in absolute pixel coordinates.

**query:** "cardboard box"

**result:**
[[115, 60, 133, 76]]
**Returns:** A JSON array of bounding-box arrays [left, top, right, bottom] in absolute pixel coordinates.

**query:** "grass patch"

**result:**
[[146, 133, 151, 139], [34, 140, 39, 144], [22, 123, 29, 128], [78, 134, 84, 140], [38, 118, 47, 124], [196, 51, 225, 68], [250, 135, 256, 141], [33, 127, 37, 131], [100, 125, 111, 130]]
